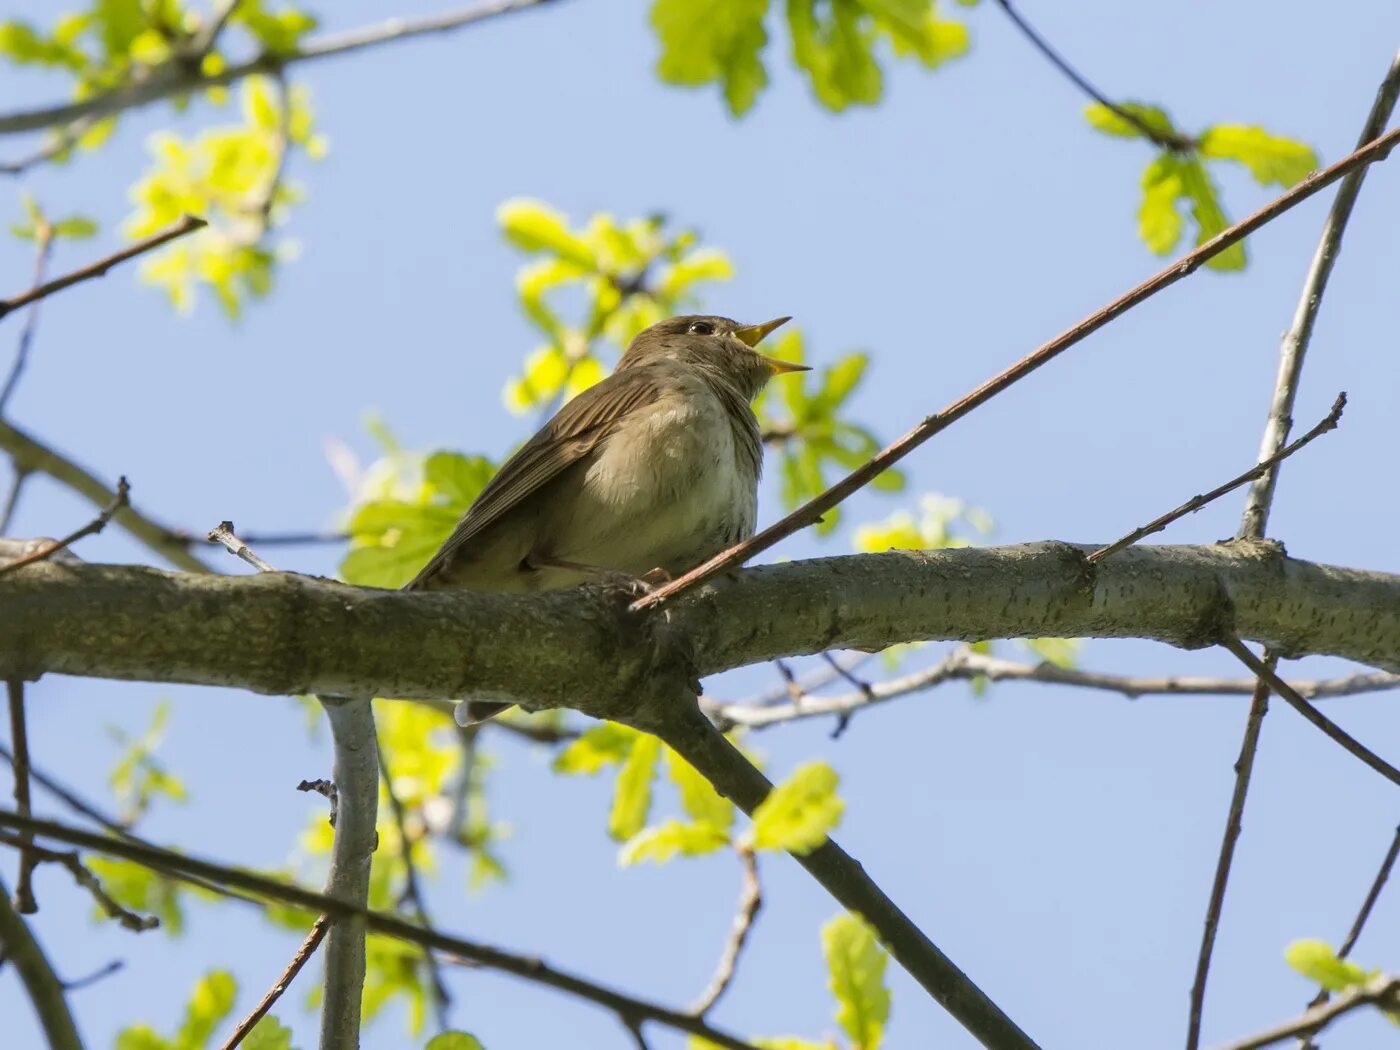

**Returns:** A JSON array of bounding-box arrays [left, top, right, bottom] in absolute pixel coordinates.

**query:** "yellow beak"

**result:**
[[734, 316, 809, 375]]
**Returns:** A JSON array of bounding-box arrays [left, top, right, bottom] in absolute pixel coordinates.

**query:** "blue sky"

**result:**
[[3, 2, 1400, 1048]]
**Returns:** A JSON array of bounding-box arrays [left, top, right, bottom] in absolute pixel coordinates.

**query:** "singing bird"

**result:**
[[405, 313, 805, 723]]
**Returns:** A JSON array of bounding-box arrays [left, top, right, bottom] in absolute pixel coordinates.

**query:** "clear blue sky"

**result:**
[[3, 2, 1400, 1048]]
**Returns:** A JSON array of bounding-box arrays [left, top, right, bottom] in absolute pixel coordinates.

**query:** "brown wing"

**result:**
[[404, 366, 667, 590]]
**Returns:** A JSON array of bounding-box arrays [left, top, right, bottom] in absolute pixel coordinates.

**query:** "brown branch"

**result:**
[[0, 420, 211, 573], [0, 0, 559, 136], [0, 468, 27, 534], [6, 680, 37, 915], [1298, 824, 1400, 1050], [207, 520, 277, 573], [0, 830, 159, 931], [376, 739, 452, 1027], [0, 216, 206, 322], [1185, 51, 1400, 1050], [1210, 974, 1400, 1050], [0, 874, 83, 1050], [0, 476, 129, 580], [218, 916, 328, 1050], [991, 0, 1192, 151], [634, 122, 1400, 614], [1089, 393, 1346, 563], [0, 808, 762, 1050], [704, 649, 1400, 731], [690, 846, 762, 1016], [0, 223, 54, 414], [1220, 637, 1400, 785]]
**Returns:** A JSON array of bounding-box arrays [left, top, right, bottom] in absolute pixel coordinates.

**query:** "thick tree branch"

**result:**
[[0, 0, 559, 136], [0, 874, 83, 1050], [0, 423, 211, 573], [0, 809, 761, 1050], [635, 123, 1400, 612], [3, 543, 1399, 704]]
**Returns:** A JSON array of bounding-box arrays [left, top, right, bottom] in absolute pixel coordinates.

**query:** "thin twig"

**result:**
[[0, 120, 93, 176], [0, 476, 129, 579], [1298, 824, 1400, 1049], [60, 958, 123, 991], [6, 679, 36, 912], [0, 0, 559, 136], [0, 808, 763, 1050], [0, 224, 54, 415], [296, 778, 337, 825], [1186, 51, 1400, 1050], [0, 419, 211, 573], [1210, 974, 1400, 1050], [0, 216, 206, 321], [690, 846, 761, 1016], [1090, 393, 1346, 563], [377, 739, 452, 1028], [991, 0, 1192, 150], [0, 829, 159, 930], [207, 520, 277, 572], [633, 123, 1400, 614], [0, 467, 27, 534], [218, 916, 329, 1050], [207, 529, 348, 547], [1220, 637, 1400, 786], [704, 650, 1400, 731]]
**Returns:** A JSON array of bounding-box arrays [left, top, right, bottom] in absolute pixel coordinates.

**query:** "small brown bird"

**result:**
[[405, 313, 805, 723]]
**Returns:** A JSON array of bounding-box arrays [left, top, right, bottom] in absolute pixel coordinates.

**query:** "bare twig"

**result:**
[[296, 778, 337, 825], [207, 520, 277, 573], [60, 959, 123, 991], [377, 739, 452, 1028], [690, 846, 762, 1016], [0, 120, 93, 176], [1220, 637, 1400, 786], [0, 809, 762, 1050], [1186, 51, 1400, 1050], [1210, 974, 1400, 1050], [704, 650, 1400, 731], [1090, 393, 1346, 563], [0, 420, 211, 573], [209, 529, 348, 547], [0, 875, 82, 1050], [634, 123, 1400, 613], [0, 216, 206, 321], [218, 916, 328, 1050], [991, 0, 1192, 150], [6, 680, 37, 913], [1298, 824, 1400, 1049], [0, 224, 54, 415], [0, 0, 559, 136], [0, 468, 27, 534], [0, 476, 129, 580], [0, 830, 159, 931]]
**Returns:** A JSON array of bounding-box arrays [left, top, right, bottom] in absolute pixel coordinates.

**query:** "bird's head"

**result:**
[[618, 314, 807, 400]]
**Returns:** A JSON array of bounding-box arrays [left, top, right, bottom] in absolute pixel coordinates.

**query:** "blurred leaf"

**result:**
[[665, 746, 734, 831], [823, 913, 890, 1050], [1285, 940, 1375, 992], [553, 722, 640, 775], [108, 700, 187, 825], [1138, 153, 1185, 255], [1022, 637, 1079, 668], [620, 819, 731, 865], [1084, 101, 1178, 141], [609, 732, 661, 841], [854, 493, 992, 553], [425, 1035, 486, 1050], [1199, 125, 1317, 186], [53, 215, 98, 239], [1179, 157, 1244, 271], [86, 857, 184, 933], [652, 0, 769, 116], [243, 1017, 298, 1050], [171, 970, 237, 1049], [497, 198, 596, 268], [789, 0, 883, 111], [750, 761, 843, 853], [235, 0, 318, 54]]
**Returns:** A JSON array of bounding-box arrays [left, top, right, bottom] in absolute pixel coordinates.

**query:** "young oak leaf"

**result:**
[[749, 761, 843, 853], [822, 913, 891, 1050]]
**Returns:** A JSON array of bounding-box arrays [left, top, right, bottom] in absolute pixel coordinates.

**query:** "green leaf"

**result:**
[[86, 857, 182, 933], [665, 746, 734, 831], [53, 216, 98, 239], [553, 722, 640, 775], [243, 1017, 297, 1050], [497, 198, 596, 268], [425, 1034, 486, 1050], [789, 0, 883, 111], [1084, 101, 1178, 141], [1179, 157, 1245, 271], [756, 1039, 841, 1050], [235, 0, 318, 54], [93, 0, 143, 58], [652, 0, 769, 116], [750, 761, 843, 853], [1285, 939, 1374, 992], [1138, 153, 1185, 255], [116, 1026, 171, 1050], [424, 451, 494, 507], [822, 913, 891, 1050], [619, 819, 731, 865], [1199, 125, 1318, 186], [174, 970, 237, 1050], [609, 732, 661, 840]]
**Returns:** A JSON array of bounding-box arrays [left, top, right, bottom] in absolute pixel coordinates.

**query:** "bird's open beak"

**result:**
[[735, 316, 809, 375]]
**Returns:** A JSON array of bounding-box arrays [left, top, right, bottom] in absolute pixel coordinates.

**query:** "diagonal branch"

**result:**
[[6, 679, 37, 913], [0, 216, 206, 322], [218, 916, 329, 1050], [0, 808, 762, 1050], [0, 874, 84, 1050], [689, 845, 761, 1016], [1210, 974, 1400, 1050], [0, 476, 128, 580], [635, 122, 1400, 613]]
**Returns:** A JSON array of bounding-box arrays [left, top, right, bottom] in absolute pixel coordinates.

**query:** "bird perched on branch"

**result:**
[[405, 313, 805, 724]]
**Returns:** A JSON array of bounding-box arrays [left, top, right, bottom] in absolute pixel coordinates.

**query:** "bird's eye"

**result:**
[[687, 320, 715, 336]]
